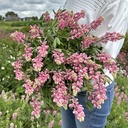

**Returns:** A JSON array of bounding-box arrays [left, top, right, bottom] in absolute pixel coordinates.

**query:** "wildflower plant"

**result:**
[[11, 9, 123, 122]]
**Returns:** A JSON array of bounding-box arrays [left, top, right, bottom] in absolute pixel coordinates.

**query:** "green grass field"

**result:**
[[0, 20, 43, 33]]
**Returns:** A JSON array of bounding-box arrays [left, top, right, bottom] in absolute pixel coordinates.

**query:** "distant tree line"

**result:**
[[0, 15, 2, 21], [5, 11, 18, 17], [0, 11, 39, 21]]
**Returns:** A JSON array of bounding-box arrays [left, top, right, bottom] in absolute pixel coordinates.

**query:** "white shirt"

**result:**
[[64, 0, 128, 59], [63, 0, 128, 86]]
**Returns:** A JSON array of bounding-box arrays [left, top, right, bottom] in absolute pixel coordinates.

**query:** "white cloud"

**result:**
[[0, 0, 66, 18], [24, 0, 46, 4]]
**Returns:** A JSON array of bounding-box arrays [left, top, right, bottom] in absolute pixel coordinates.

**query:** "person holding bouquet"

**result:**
[[11, 0, 128, 128], [61, 0, 128, 128]]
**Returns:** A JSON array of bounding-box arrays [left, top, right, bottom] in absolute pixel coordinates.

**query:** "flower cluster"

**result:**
[[11, 31, 26, 43], [13, 59, 24, 80], [30, 93, 42, 119], [12, 9, 123, 122], [69, 98, 85, 122], [117, 51, 128, 76]]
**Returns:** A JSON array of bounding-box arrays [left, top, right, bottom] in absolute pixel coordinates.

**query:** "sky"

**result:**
[[0, 0, 66, 18]]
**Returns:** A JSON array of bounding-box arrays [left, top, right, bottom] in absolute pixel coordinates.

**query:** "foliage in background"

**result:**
[[106, 74, 128, 128], [0, 91, 61, 128], [0, 36, 24, 95], [0, 20, 45, 94], [0, 15, 2, 21], [5, 11, 18, 18], [11, 20, 43, 27], [0, 20, 43, 33], [117, 32, 128, 76]]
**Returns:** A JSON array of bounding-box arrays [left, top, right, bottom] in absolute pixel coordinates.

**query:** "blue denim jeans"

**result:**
[[61, 81, 114, 128]]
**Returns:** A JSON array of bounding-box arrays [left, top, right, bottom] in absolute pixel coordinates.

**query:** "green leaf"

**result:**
[[56, 37, 61, 45], [53, 37, 61, 48], [86, 101, 93, 111], [53, 38, 57, 48]]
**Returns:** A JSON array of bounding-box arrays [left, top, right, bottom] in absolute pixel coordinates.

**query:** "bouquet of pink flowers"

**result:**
[[11, 9, 123, 122]]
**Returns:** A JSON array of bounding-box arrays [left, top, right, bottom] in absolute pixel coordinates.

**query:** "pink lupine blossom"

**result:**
[[1, 91, 7, 102], [23, 79, 34, 95], [14, 69, 24, 80], [42, 11, 51, 22], [58, 120, 62, 126], [0, 112, 2, 116], [32, 56, 43, 72], [125, 112, 128, 122], [52, 82, 69, 109], [12, 112, 18, 120], [117, 51, 128, 76], [53, 71, 64, 84], [69, 98, 85, 122], [23, 46, 33, 61], [117, 96, 121, 105], [53, 49, 65, 65], [59, 19, 67, 29], [55, 10, 70, 21], [38, 70, 49, 84], [37, 41, 49, 57], [66, 52, 88, 66], [88, 87, 107, 109], [88, 72, 107, 108], [12, 59, 23, 69], [48, 120, 54, 128], [53, 110, 57, 116], [47, 110, 51, 114], [29, 24, 42, 39], [56, 10, 85, 29], [97, 52, 118, 74], [82, 36, 98, 49], [70, 10, 85, 28], [13, 59, 24, 80], [67, 17, 78, 29], [72, 73, 84, 96], [64, 69, 77, 81], [33, 62, 43, 72], [102, 32, 123, 43], [31, 116, 35, 121], [43, 110, 51, 114], [72, 82, 82, 96], [73, 10, 85, 21], [33, 70, 50, 91], [10, 123, 14, 128], [90, 16, 104, 30], [69, 24, 89, 39], [97, 52, 111, 63], [11, 31, 26, 43], [21, 95, 25, 101], [114, 85, 128, 106], [30, 93, 42, 119]]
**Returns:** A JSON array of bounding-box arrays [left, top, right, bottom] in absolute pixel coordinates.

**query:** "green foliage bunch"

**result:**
[[11, 21, 43, 27], [106, 74, 128, 128], [117, 32, 128, 76], [0, 37, 24, 94], [11, 9, 124, 122], [0, 90, 61, 128]]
